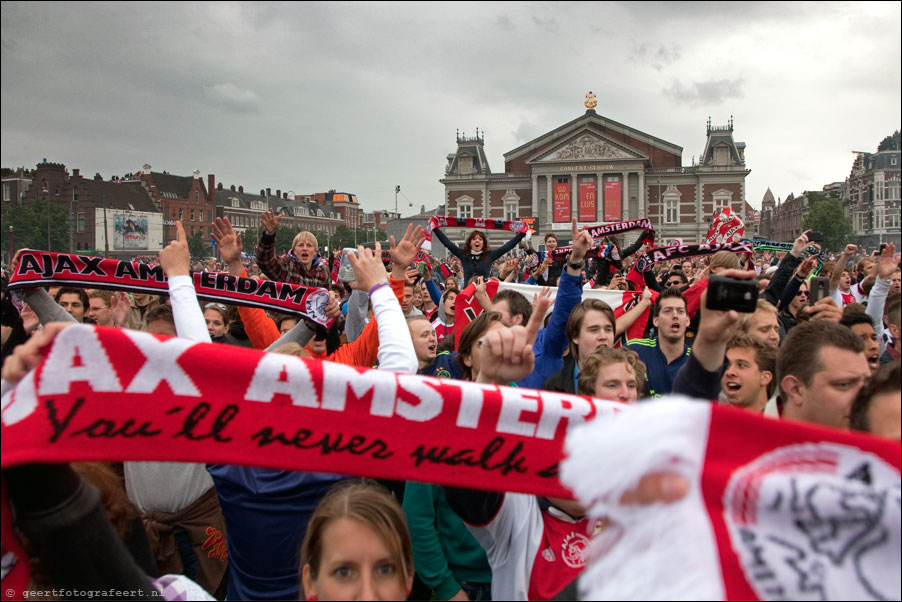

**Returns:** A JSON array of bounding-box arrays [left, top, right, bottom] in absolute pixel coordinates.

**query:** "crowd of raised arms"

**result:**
[[0, 209, 899, 602]]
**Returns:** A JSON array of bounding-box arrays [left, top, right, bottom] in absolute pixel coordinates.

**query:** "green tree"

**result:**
[[1, 200, 70, 256], [187, 230, 211, 259], [802, 192, 855, 252], [877, 129, 900, 152]]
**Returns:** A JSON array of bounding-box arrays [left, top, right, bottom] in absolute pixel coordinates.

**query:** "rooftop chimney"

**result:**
[[266, 188, 271, 197], [230, 185, 236, 191], [238, 186, 243, 194], [73, 169, 80, 177]]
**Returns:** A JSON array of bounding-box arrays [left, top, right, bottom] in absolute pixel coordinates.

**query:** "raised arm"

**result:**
[[160, 221, 209, 342], [866, 243, 896, 351], [488, 231, 527, 262], [347, 242, 417, 374], [762, 230, 808, 306], [255, 209, 289, 282], [432, 227, 465, 260]]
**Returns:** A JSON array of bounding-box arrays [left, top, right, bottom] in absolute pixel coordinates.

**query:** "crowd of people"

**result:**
[[0, 210, 899, 601]]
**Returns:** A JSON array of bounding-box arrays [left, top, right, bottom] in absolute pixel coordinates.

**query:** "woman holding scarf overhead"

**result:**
[[432, 227, 526, 284]]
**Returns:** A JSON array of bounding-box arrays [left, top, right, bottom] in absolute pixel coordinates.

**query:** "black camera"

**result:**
[[706, 274, 759, 313], [808, 276, 830, 305]]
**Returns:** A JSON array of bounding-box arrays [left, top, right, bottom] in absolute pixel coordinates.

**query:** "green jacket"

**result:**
[[402, 482, 492, 599]]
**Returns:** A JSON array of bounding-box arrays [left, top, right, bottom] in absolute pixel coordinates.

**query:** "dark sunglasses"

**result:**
[[796, 290, 809, 297]]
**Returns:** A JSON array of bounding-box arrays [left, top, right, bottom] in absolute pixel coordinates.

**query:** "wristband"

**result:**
[[369, 281, 390, 296], [567, 260, 583, 270]]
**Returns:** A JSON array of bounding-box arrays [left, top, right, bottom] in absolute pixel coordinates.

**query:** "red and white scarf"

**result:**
[[704, 207, 746, 244], [584, 218, 655, 241], [562, 398, 900, 601], [632, 241, 754, 273], [422, 216, 531, 251], [9, 250, 334, 326], [1, 324, 625, 498]]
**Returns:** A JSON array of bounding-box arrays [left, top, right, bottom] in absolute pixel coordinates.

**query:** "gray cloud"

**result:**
[[202, 83, 261, 113], [531, 15, 557, 32], [631, 42, 681, 71], [663, 78, 744, 107], [496, 15, 514, 31]]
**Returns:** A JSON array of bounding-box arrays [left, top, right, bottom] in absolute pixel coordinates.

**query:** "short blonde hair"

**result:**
[[737, 299, 778, 332], [292, 231, 318, 250], [708, 250, 741, 272]]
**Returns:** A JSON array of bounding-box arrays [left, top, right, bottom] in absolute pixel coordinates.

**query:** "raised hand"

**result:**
[[390, 224, 425, 270], [876, 243, 897, 280], [791, 230, 811, 257], [803, 296, 842, 323], [795, 256, 818, 279], [109, 291, 132, 328], [260, 209, 282, 235], [212, 217, 243, 265], [159, 221, 190, 277], [475, 292, 553, 384], [569, 217, 594, 265], [347, 242, 390, 292]]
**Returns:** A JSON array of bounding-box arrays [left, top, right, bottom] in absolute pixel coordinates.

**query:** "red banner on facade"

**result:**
[[604, 179, 621, 222], [579, 181, 596, 222], [553, 181, 570, 223]]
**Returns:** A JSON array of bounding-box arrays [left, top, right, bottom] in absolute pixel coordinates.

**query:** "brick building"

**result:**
[[139, 165, 213, 244], [213, 182, 344, 244], [441, 107, 750, 248], [19, 160, 163, 257], [760, 192, 810, 243]]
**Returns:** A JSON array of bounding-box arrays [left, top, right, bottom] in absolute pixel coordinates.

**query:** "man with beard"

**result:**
[[627, 287, 691, 397]]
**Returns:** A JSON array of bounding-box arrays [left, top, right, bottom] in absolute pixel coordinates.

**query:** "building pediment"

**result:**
[[528, 130, 647, 164]]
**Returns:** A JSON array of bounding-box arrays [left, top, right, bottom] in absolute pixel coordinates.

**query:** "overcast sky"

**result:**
[[2, 2, 899, 216]]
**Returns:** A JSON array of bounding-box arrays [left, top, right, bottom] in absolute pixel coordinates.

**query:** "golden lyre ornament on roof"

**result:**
[[585, 91, 597, 109]]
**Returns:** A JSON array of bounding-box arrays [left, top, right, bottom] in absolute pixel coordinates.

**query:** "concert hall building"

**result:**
[[441, 104, 750, 247]]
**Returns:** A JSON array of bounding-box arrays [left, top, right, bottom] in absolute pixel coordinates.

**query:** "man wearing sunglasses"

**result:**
[[778, 282, 808, 335], [663, 271, 688, 292]]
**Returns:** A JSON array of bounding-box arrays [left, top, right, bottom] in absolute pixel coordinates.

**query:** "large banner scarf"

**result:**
[[562, 399, 901, 601], [422, 216, 531, 251], [584, 218, 655, 242], [9, 250, 334, 327], [1, 324, 625, 500], [704, 207, 746, 245], [631, 241, 754, 274]]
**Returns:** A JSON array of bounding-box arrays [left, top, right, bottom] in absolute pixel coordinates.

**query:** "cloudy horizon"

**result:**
[[2, 1, 899, 216]]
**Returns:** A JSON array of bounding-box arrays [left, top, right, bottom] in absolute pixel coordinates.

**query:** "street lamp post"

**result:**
[[8, 225, 13, 264]]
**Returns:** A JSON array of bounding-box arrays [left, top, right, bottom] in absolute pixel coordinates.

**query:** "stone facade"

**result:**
[[441, 112, 750, 248], [844, 150, 901, 249]]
